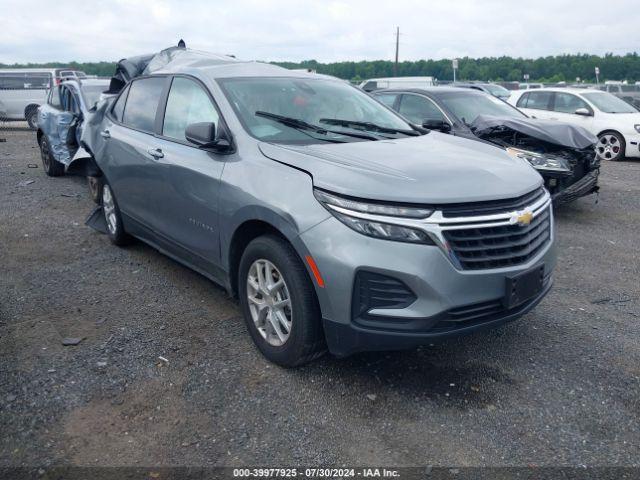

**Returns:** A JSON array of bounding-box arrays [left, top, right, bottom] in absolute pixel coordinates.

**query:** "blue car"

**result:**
[[36, 78, 111, 201]]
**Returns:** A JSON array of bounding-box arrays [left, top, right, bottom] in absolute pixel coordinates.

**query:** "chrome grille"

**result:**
[[443, 206, 551, 270]]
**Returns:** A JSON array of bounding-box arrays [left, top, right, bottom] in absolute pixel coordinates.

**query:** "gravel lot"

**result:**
[[1, 127, 639, 468]]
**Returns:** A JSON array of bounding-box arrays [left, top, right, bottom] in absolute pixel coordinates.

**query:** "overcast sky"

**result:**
[[1, 0, 639, 64]]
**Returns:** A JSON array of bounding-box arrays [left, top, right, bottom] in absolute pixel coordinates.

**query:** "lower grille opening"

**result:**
[[430, 273, 552, 333]]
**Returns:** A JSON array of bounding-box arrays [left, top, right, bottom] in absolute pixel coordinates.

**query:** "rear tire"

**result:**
[[101, 182, 130, 246], [238, 235, 326, 367], [596, 131, 625, 161], [39, 136, 65, 177]]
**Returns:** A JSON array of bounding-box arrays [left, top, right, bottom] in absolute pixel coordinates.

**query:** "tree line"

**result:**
[[3, 52, 640, 83]]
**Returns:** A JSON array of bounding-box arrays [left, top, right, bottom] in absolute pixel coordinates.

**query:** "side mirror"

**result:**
[[185, 122, 216, 146], [422, 119, 452, 132], [185, 122, 232, 152], [575, 108, 592, 116]]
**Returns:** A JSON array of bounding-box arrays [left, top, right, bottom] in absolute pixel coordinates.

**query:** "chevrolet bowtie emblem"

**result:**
[[510, 209, 534, 226]]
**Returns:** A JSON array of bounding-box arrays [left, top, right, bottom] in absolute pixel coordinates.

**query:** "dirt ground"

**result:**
[[1, 126, 639, 469]]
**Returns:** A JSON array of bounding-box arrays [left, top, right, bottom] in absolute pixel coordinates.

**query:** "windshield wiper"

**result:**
[[255, 111, 379, 141], [319, 118, 420, 136]]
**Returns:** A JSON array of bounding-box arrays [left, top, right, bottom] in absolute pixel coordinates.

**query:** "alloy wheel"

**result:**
[[102, 184, 118, 235], [246, 259, 293, 346], [597, 134, 621, 161]]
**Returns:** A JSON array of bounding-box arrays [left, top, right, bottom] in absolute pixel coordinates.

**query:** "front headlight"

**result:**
[[634, 124, 640, 133], [313, 189, 435, 244], [505, 147, 572, 174]]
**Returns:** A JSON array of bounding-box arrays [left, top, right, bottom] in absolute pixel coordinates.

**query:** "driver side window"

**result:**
[[398, 94, 446, 125], [162, 77, 220, 142], [552, 93, 590, 114]]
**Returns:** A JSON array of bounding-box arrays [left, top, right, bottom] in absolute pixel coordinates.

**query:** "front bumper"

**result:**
[[300, 197, 557, 357], [552, 169, 600, 205], [323, 278, 552, 356]]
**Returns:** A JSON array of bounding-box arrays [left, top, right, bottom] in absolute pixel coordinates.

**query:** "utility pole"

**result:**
[[394, 27, 399, 77]]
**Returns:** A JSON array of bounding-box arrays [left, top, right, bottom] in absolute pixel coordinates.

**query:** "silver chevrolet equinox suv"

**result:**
[[83, 48, 557, 366]]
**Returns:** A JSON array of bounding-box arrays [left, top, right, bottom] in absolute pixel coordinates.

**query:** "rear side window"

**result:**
[[122, 77, 166, 133], [111, 85, 129, 122], [552, 92, 590, 114], [162, 77, 219, 142], [520, 91, 552, 110], [398, 94, 446, 124], [374, 93, 398, 108]]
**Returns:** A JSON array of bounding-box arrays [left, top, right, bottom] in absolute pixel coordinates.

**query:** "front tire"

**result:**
[[101, 182, 130, 246], [39, 136, 65, 177], [597, 131, 625, 161], [238, 235, 326, 367]]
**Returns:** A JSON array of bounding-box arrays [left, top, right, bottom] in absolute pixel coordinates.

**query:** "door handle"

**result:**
[[100, 129, 111, 139], [147, 148, 164, 159]]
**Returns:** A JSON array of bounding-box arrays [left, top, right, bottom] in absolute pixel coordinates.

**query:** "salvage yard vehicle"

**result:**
[[359, 76, 435, 92], [509, 88, 640, 161], [36, 78, 110, 201], [519, 83, 545, 90], [0, 69, 53, 128], [372, 87, 599, 204], [0, 68, 88, 128], [77, 46, 556, 366]]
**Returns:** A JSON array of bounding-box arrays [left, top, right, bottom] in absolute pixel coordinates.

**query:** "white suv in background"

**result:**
[[509, 88, 640, 161]]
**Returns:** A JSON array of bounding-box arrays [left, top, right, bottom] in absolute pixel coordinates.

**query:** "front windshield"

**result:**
[[437, 91, 524, 124], [582, 92, 638, 113], [484, 84, 511, 97], [218, 77, 413, 144], [81, 85, 108, 109]]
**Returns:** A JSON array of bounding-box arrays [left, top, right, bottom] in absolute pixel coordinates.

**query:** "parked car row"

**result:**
[[0, 68, 88, 128], [37, 46, 562, 367]]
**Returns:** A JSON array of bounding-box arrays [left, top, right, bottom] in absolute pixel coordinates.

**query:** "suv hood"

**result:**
[[259, 133, 542, 204]]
